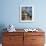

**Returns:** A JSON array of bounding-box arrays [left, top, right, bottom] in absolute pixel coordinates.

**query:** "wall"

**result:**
[[0, 0, 46, 29], [0, 0, 39, 29]]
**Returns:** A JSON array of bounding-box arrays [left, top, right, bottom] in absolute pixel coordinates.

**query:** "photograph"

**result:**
[[20, 5, 34, 22]]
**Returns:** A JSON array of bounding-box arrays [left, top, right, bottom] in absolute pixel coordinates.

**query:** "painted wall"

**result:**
[[0, 0, 46, 30]]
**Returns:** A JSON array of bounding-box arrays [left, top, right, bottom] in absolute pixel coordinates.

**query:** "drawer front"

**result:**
[[3, 32, 23, 36], [3, 43, 23, 46], [32, 36, 45, 44], [32, 44, 44, 46], [24, 32, 44, 36], [3, 36, 23, 44]]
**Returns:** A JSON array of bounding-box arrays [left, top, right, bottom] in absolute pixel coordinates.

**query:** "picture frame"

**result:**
[[20, 5, 34, 22]]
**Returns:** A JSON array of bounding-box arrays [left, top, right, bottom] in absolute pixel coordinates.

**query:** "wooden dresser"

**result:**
[[2, 30, 45, 46]]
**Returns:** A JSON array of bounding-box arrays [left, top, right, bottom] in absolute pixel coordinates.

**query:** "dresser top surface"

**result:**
[[3, 29, 45, 33]]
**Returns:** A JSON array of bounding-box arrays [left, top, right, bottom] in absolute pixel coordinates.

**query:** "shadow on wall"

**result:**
[[0, 24, 7, 43]]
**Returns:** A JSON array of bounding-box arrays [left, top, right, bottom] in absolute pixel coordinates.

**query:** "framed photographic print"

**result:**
[[20, 5, 34, 22]]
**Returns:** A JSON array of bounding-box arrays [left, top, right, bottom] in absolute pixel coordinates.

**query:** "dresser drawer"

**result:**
[[3, 35, 23, 44], [24, 32, 44, 36], [3, 44, 15, 46], [32, 44, 44, 46], [3, 43, 23, 46], [3, 32, 23, 36], [32, 36, 45, 44]]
